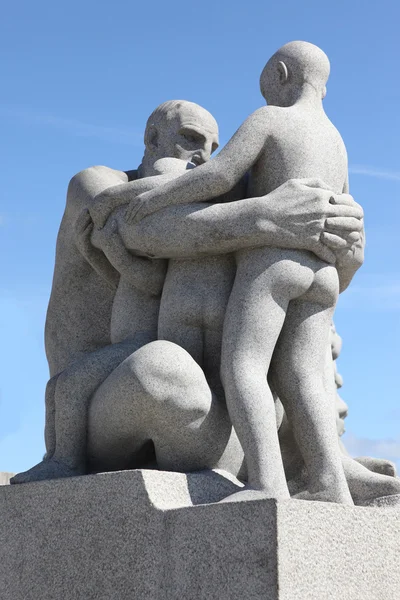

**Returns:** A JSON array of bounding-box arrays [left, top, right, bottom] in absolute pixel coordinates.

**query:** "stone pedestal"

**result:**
[[1, 469, 399, 599]]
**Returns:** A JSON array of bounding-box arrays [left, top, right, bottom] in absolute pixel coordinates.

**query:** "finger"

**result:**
[[130, 203, 148, 224], [310, 241, 336, 264], [326, 203, 364, 220], [321, 232, 351, 249], [125, 202, 139, 223], [132, 208, 145, 224], [346, 231, 361, 243], [325, 217, 363, 232], [329, 195, 364, 217], [297, 178, 331, 190], [330, 193, 355, 206]]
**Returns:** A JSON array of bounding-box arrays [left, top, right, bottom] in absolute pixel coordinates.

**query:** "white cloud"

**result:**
[[344, 432, 400, 468], [349, 165, 400, 182], [0, 105, 142, 146]]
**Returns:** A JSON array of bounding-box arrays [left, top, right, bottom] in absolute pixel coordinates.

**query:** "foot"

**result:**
[[342, 455, 400, 505], [219, 484, 290, 503], [294, 487, 354, 505], [363, 494, 400, 508], [10, 458, 84, 484], [354, 456, 397, 478]]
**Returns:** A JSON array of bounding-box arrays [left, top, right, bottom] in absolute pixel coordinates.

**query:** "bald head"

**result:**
[[260, 41, 330, 107], [142, 100, 219, 170]]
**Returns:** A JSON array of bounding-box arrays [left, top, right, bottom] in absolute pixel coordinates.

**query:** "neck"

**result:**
[[293, 83, 324, 110]]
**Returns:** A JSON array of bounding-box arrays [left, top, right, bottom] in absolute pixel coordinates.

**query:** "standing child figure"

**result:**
[[126, 42, 361, 504]]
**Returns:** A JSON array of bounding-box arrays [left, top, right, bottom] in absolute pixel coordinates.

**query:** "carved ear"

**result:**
[[277, 61, 289, 83], [146, 125, 158, 150], [322, 86, 327, 99]]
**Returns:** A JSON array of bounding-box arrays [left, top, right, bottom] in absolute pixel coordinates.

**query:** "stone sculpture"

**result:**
[[11, 43, 400, 507], [126, 41, 355, 503]]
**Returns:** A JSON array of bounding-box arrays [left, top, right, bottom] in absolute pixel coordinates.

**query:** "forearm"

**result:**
[[99, 235, 166, 296], [118, 178, 364, 262], [94, 173, 179, 214], [118, 197, 278, 259], [78, 242, 119, 289], [135, 162, 235, 216]]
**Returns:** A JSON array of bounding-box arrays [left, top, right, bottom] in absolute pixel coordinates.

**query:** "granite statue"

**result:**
[[10, 52, 400, 505], [123, 42, 358, 504]]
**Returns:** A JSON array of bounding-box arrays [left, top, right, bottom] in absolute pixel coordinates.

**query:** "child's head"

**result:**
[[260, 41, 330, 107]]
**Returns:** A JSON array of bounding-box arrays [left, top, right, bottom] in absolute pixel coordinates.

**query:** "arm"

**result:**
[[125, 108, 270, 223], [117, 178, 364, 264], [89, 172, 184, 229], [91, 218, 167, 296], [323, 175, 365, 292], [74, 209, 119, 290]]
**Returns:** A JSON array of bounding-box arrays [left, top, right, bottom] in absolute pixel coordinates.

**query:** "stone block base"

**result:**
[[1, 469, 399, 599]]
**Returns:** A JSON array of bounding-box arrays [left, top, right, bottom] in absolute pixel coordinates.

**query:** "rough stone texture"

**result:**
[[14, 84, 367, 490], [120, 41, 364, 503], [0, 471, 14, 485], [2, 469, 400, 600]]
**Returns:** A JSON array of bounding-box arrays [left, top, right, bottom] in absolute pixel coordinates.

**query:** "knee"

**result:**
[[124, 341, 203, 386], [220, 352, 264, 390], [121, 341, 211, 421]]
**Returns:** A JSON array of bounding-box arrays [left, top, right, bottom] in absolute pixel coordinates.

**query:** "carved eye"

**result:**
[[182, 132, 197, 143], [180, 129, 203, 145]]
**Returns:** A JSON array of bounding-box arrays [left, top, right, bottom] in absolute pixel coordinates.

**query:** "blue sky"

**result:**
[[1, 0, 399, 474]]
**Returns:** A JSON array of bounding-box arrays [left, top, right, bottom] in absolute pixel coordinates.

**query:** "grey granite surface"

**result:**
[[12, 43, 399, 511], [2, 470, 400, 600]]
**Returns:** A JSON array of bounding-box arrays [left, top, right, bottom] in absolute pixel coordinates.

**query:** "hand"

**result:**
[[266, 178, 363, 264], [89, 196, 115, 229], [74, 209, 94, 255], [321, 193, 364, 255], [125, 193, 153, 225], [91, 216, 118, 252], [334, 238, 365, 293]]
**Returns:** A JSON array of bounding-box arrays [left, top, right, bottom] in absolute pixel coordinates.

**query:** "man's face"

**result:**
[[159, 105, 219, 166]]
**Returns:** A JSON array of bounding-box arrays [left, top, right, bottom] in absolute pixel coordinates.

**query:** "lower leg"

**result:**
[[88, 341, 244, 478], [341, 455, 400, 505], [53, 339, 144, 469], [222, 360, 289, 498], [11, 339, 142, 483], [273, 303, 352, 504]]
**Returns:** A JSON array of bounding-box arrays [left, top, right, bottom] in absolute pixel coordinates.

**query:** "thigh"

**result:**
[[159, 318, 203, 368], [87, 341, 242, 475], [158, 292, 204, 367], [271, 298, 335, 393], [222, 265, 289, 369]]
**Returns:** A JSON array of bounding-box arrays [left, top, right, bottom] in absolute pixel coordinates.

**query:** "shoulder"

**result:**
[[69, 165, 128, 189], [67, 166, 130, 209], [244, 106, 280, 132]]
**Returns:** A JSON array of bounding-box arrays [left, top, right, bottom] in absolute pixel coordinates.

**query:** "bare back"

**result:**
[[248, 105, 348, 199]]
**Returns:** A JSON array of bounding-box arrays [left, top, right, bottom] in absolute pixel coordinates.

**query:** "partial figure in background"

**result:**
[[331, 323, 397, 477]]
